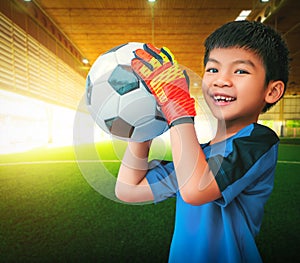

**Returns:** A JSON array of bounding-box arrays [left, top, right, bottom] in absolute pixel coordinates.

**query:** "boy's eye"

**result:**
[[206, 68, 218, 73], [235, 69, 249, 74]]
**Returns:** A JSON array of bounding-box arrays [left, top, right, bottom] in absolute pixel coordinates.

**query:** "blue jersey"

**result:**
[[146, 123, 279, 263]]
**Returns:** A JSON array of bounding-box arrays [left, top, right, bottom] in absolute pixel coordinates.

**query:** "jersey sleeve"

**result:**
[[145, 160, 178, 203], [207, 124, 279, 206]]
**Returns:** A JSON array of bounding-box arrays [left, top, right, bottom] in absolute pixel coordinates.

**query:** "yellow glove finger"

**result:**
[[160, 46, 177, 65], [144, 43, 171, 65]]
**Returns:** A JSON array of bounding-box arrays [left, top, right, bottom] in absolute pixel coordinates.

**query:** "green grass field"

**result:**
[[0, 140, 299, 262]]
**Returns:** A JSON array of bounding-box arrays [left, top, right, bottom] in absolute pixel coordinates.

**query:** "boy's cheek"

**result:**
[[201, 83, 209, 96]]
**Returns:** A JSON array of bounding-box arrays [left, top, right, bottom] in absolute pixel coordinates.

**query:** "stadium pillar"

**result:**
[[279, 98, 285, 137]]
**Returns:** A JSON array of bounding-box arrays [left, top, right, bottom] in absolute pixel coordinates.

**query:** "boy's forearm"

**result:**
[[170, 123, 206, 185], [170, 123, 220, 205], [115, 140, 154, 203], [117, 140, 151, 186]]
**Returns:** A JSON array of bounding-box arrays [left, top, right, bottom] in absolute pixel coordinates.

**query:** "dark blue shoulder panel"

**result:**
[[208, 124, 279, 191]]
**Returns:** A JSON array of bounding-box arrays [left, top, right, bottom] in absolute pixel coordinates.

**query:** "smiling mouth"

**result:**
[[213, 95, 236, 103]]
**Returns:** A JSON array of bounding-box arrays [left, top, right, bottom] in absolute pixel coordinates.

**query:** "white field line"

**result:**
[[277, 160, 300, 164], [0, 160, 121, 166], [0, 160, 299, 166]]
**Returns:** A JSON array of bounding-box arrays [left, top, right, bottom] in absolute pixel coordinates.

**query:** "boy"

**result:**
[[115, 20, 289, 263]]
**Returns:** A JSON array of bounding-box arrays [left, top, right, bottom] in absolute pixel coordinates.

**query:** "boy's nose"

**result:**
[[213, 76, 232, 88]]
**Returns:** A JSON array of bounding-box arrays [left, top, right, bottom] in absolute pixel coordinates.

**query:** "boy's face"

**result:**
[[202, 47, 268, 125]]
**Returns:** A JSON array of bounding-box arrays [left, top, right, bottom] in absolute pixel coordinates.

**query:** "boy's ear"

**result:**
[[265, 80, 285, 104]]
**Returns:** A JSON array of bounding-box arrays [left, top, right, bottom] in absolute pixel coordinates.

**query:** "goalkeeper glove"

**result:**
[[131, 43, 196, 126]]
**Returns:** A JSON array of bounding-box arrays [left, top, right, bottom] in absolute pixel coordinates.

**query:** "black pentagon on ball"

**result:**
[[108, 65, 139, 95], [105, 116, 135, 138]]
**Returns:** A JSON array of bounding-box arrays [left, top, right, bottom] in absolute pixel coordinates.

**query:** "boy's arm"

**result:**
[[115, 140, 154, 203], [170, 123, 221, 205], [131, 44, 221, 205]]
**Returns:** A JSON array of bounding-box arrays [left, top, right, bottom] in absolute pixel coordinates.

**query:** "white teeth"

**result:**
[[214, 95, 235, 102]]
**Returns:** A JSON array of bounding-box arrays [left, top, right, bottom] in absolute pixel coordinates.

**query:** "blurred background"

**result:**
[[0, 1, 299, 262], [0, 0, 299, 153]]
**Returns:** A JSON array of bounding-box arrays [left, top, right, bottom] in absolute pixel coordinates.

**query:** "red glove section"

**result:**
[[131, 43, 196, 126]]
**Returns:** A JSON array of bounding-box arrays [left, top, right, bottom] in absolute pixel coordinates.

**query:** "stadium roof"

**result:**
[[11, 0, 300, 96]]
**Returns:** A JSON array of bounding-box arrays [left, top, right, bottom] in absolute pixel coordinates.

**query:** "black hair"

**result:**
[[204, 20, 290, 112]]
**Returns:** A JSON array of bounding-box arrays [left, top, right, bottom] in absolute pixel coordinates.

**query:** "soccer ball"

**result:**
[[85, 42, 169, 142]]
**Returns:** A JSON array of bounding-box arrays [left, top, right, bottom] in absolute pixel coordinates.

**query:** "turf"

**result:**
[[0, 141, 299, 262]]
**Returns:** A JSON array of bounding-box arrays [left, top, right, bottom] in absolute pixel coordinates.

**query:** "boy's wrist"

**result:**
[[169, 117, 194, 128]]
